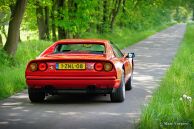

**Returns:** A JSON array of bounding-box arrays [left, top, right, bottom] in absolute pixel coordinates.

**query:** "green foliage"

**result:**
[[2, 0, 194, 41], [0, 40, 52, 99], [0, 1, 10, 39], [0, 0, 16, 26], [0, 49, 17, 67], [173, 7, 189, 23], [22, 0, 37, 31], [0, 5, 10, 25], [117, 0, 173, 31], [15, 40, 52, 63], [81, 23, 174, 49], [56, 0, 98, 37], [20, 0, 187, 39], [139, 23, 194, 129]]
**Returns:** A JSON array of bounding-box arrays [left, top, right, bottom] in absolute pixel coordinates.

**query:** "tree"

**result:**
[[110, 0, 122, 31], [0, 3, 10, 46], [51, 0, 57, 41], [57, 0, 68, 39], [36, 0, 49, 40], [0, 33, 2, 47], [3, 0, 27, 56], [186, 0, 194, 20], [101, 0, 109, 33]]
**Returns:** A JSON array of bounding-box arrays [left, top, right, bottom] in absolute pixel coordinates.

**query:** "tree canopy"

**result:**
[[0, 0, 193, 56]]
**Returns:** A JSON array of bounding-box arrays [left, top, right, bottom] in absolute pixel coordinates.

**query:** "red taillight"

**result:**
[[38, 63, 47, 71], [94, 63, 103, 71], [29, 63, 38, 72]]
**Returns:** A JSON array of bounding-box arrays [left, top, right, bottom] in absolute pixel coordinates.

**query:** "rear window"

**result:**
[[54, 43, 105, 54]]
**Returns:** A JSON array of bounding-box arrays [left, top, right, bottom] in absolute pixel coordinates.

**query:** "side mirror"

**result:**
[[126, 53, 135, 58]]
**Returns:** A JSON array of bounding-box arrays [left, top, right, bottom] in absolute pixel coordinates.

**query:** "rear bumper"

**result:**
[[26, 76, 120, 91], [29, 87, 114, 94]]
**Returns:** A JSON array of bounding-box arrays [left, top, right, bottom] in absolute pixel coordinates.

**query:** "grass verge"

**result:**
[[0, 23, 174, 100], [138, 23, 194, 129], [0, 40, 52, 99]]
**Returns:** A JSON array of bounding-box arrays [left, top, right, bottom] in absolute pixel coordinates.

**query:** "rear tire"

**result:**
[[125, 77, 132, 91], [28, 88, 45, 103], [110, 70, 125, 102]]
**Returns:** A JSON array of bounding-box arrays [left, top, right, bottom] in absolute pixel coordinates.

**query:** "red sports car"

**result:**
[[25, 39, 135, 102]]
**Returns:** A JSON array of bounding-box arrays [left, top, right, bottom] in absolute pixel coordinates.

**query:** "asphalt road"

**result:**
[[0, 24, 186, 129]]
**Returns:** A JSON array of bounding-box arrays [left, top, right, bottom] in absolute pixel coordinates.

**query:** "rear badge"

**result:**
[[87, 63, 94, 70], [49, 65, 54, 70]]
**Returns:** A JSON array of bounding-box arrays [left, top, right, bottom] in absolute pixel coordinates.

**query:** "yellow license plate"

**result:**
[[57, 63, 86, 70]]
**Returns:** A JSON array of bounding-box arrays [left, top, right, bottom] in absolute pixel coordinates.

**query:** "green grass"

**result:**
[[0, 23, 174, 100], [138, 23, 194, 129], [0, 40, 52, 99]]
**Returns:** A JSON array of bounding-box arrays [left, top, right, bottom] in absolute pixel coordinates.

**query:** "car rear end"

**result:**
[[25, 41, 122, 102], [26, 58, 120, 94]]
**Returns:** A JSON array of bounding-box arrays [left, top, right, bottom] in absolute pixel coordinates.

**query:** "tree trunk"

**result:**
[[0, 34, 3, 47], [3, 0, 27, 56], [192, 8, 194, 21], [96, 3, 102, 33], [58, 28, 67, 39], [101, 0, 108, 33], [175, 7, 180, 22], [51, 0, 57, 41], [36, 1, 46, 40], [19, 30, 22, 42], [45, 6, 50, 40], [122, 0, 126, 13], [68, 0, 78, 38], [110, 0, 122, 31], [57, 0, 68, 39], [119, 0, 126, 28]]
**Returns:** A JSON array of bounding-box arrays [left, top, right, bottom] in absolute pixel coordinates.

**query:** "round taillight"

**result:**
[[29, 63, 38, 72], [94, 63, 103, 71], [38, 63, 47, 71], [104, 62, 113, 72]]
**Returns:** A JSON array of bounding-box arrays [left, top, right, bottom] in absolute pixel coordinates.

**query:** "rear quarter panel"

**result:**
[[110, 58, 123, 80]]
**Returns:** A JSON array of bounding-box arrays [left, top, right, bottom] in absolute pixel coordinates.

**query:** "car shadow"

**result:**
[[43, 94, 111, 104]]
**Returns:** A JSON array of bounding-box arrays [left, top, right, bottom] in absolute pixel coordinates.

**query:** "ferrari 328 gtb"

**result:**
[[25, 39, 135, 102]]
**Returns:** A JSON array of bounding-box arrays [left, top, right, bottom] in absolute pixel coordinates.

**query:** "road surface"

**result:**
[[0, 24, 186, 129]]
